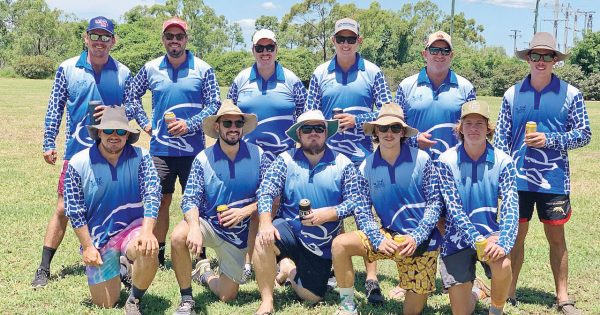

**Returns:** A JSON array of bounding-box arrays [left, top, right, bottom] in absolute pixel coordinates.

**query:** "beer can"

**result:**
[[332, 107, 343, 117], [475, 236, 487, 261], [88, 100, 103, 125], [393, 233, 406, 258], [299, 199, 312, 220], [164, 111, 176, 124], [525, 121, 537, 134], [216, 204, 228, 225]]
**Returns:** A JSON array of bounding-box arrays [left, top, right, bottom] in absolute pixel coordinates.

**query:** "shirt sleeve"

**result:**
[[352, 170, 385, 249], [185, 68, 221, 133], [354, 71, 393, 126], [304, 74, 322, 112], [43, 67, 68, 152], [496, 160, 519, 254], [181, 157, 207, 214], [292, 81, 308, 121], [64, 164, 87, 229], [544, 92, 592, 151], [138, 153, 162, 219], [124, 66, 151, 129], [227, 81, 239, 104], [257, 156, 287, 214], [409, 158, 443, 245], [494, 96, 514, 154]]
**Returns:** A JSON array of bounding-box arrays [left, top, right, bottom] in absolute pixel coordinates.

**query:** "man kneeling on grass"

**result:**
[[331, 103, 443, 315], [64, 106, 161, 314]]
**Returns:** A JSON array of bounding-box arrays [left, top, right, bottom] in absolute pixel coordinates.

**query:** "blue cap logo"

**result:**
[[87, 16, 114, 35]]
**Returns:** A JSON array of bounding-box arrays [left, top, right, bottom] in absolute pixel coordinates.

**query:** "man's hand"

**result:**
[[377, 238, 400, 256], [221, 207, 249, 228], [93, 105, 109, 123], [257, 222, 280, 247], [397, 235, 418, 257], [301, 207, 337, 226], [484, 235, 506, 261], [82, 245, 103, 267], [143, 125, 152, 136], [334, 113, 356, 131], [168, 119, 189, 137], [417, 132, 437, 149], [525, 132, 547, 148], [43, 149, 58, 165], [135, 230, 159, 256], [186, 224, 204, 258]]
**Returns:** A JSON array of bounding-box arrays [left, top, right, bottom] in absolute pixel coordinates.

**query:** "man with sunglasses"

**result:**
[[63, 106, 161, 314], [305, 17, 392, 304], [495, 32, 591, 315], [126, 17, 221, 267], [34, 16, 131, 288], [253, 110, 368, 315]]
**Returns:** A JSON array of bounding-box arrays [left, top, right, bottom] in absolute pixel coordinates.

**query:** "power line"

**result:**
[[509, 29, 522, 55]]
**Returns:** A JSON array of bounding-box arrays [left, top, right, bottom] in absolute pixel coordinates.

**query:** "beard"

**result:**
[[302, 141, 325, 155], [220, 131, 241, 146], [167, 47, 185, 58]]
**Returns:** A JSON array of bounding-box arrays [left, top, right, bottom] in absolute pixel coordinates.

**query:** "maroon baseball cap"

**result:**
[[162, 17, 188, 33]]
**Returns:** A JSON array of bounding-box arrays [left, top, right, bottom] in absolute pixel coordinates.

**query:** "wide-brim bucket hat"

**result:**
[[87, 106, 140, 144], [363, 103, 418, 137], [516, 32, 569, 61], [202, 99, 257, 139], [286, 110, 338, 142]]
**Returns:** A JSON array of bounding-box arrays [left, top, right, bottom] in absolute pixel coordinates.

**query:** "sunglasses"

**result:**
[[428, 46, 452, 56], [377, 124, 404, 133], [220, 120, 245, 128], [102, 129, 128, 136], [254, 44, 276, 53], [88, 33, 112, 43], [335, 35, 358, 45], [163, 33, 186, 41], [529, 52, 555, 62], [300, 124, 326, 134]]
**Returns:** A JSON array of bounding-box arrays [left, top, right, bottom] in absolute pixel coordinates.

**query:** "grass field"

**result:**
[[0, 77, 598, 314]]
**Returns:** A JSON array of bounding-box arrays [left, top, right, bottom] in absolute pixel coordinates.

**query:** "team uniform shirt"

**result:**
[[437, 142, 519, 257], [181, 141, 268, 249], [257, 147, 369, 259], [227, 62, 307, 161], [64, 144, 161, 249], [43, 51, 131, 160], [126, 50, 221, 157], [306, 53, 393, 164], [494, 74, 592, 195], [395, 68, 476, 159], [359, 143, 443, 250]]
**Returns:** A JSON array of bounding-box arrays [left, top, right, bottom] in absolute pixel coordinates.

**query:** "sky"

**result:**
[[46, 0, 599, 57]]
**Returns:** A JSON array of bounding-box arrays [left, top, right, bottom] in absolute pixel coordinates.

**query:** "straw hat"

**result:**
[[516, 32, 569, 61], [202, 99, 257, 139], [87, 106, 140, 144], [363, 103, 418, 137]]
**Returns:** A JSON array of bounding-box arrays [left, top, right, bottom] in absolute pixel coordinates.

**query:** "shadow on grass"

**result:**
[[56, 263, 85, 278], [81, 292, 170, 314], [515, 286, 556, 306]]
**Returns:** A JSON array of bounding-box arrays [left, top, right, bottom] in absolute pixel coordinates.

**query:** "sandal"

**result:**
[[556, 299, 582, 315], [388, 286, 406, 301]]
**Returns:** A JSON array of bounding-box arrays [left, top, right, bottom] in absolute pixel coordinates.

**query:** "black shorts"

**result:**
[[273, 218, 332, 298], [518, 191, 571, 225], [439, 248, 492, 289], [152, 155, 195, 194]]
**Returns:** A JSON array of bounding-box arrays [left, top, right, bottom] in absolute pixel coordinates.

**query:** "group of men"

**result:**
[[35, 14, 590, 315]]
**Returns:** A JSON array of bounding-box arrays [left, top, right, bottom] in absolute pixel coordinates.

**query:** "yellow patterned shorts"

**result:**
[[355, 230, 439, 295]]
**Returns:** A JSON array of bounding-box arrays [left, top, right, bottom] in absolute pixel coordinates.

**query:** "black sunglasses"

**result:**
[[335, 35, 358, 45], [88, 33, 112, 43], [254, 44, 276, 53], [376, 124, 404, 134], [529, 52, 555, 62], [163, 33, 186, 41], [220, 120, 245, 128], [300, 124, 326, 134], [102, 129, 128, 136], [428, 46, 452, 56]]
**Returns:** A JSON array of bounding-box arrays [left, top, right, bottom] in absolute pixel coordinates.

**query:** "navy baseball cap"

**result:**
[[87, 16, 114, 35]]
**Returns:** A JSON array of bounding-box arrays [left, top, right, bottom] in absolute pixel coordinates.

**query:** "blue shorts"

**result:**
[[273, 218, 331, 298]]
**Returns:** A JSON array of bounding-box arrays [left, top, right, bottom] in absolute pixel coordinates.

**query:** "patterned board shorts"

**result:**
[[355, 229, 439, 295]]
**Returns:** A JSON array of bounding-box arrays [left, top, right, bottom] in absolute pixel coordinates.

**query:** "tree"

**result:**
[[226, 21, 244, 51], [255, 15, 279, 32], [568, 31, 600, 75], [440, 12, 485, 47]]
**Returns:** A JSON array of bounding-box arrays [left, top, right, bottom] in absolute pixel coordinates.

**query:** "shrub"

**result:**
[[14, 55, 56, 79], [581, 72, 600, 101]]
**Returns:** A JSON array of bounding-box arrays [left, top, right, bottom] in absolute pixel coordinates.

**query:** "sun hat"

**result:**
[[515, 32, 569, 61], [363, 103, 418, 137], [286, 110, 338, 142], [87, 106, 140, 144], [202, 99, 257, 139]]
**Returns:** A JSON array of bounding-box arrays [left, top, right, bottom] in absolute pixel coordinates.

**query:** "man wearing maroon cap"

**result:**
[[125, 16, 221, 268]]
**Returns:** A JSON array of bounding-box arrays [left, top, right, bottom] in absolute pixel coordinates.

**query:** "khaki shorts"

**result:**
[[356, 230, 439, 295], [198, 217, 248, 284]]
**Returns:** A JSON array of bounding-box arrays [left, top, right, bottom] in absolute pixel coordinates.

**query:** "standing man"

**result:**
[[170, 101, 267, 314], [495, 32, 591, 314], [64, 106, 161, 314], [438, 100, 518, 315], [33, 16, 131, 288], [253, 110, 367, 315], [126, 17, 221, 267], [305, 17, 392, 303]]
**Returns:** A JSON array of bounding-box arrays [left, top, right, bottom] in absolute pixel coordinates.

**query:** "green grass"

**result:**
[[0, 77, 598, 314]]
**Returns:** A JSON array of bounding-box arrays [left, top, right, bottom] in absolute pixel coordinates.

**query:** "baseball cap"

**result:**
[[334, 18, 359, 35], [162, 17, 188, 34], [461, 100, 490, 119], [252, 29, 277, 45], [87, 16, 114, 35], [425, 31, 452, 49]]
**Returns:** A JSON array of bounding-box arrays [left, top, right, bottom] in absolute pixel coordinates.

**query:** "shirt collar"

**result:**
[[327, 53, 365, 72], [89, 142, 138, 165], [417, 67, 457, 86], [457, 142, 495, 165], [371, 142, 413, 169], [76, 51, 118, 72], [213, 140, 251, 163], [520, 74, 561, 94], [159, 50, 194, 70], [249, 61, 285, 81], [293, 146, 336, 166]]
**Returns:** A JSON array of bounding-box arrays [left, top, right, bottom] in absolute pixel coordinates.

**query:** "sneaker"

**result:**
[[240, 264, 253, 284], [365, 279, 385, 305], [173, 297, 196, 315], [124, 297, 142, 315], [334, 297, 358, 315], [31, 267, 50, 289], [506, 297, 519, 307], [120, 256, 132, 291], [556, 299, 583, 315], [327, 269, 337, 290], [191, 259, 213, 286]]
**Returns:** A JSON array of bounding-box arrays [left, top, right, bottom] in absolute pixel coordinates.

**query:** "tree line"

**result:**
[[1, 0, 599, 99]]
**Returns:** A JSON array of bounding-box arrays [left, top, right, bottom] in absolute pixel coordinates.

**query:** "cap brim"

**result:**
[[286, 120, 339, 142]]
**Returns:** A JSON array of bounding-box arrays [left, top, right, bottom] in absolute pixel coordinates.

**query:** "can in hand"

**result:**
[[299, 199, 312, 221], [392, 233, 406, 258], [475, 236, 487, 261], [332, 107, 343, 117], [216, 205, 228, 225], [88, 100, 103, 125], [164, 111, 176, 124], [525, 121, 537, 134]]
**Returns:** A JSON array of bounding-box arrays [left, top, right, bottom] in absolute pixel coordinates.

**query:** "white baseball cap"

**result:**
[[252, 29, 277, 45]]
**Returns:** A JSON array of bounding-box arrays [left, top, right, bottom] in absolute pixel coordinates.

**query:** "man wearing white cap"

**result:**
[[126, 16, 221, 267], [495, 32, 591, 314], [253, 110, 368, 315]]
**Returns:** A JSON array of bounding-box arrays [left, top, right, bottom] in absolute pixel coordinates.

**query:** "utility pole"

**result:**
[[509, 29, 522, 55], [534, 0, 541, 34], [563, 3, 571, 52], [450, 0, 455, 37], [543, 0, 565, 49]]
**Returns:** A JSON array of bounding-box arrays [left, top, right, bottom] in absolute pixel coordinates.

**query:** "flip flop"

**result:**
[[388, 286, 406, 300]]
